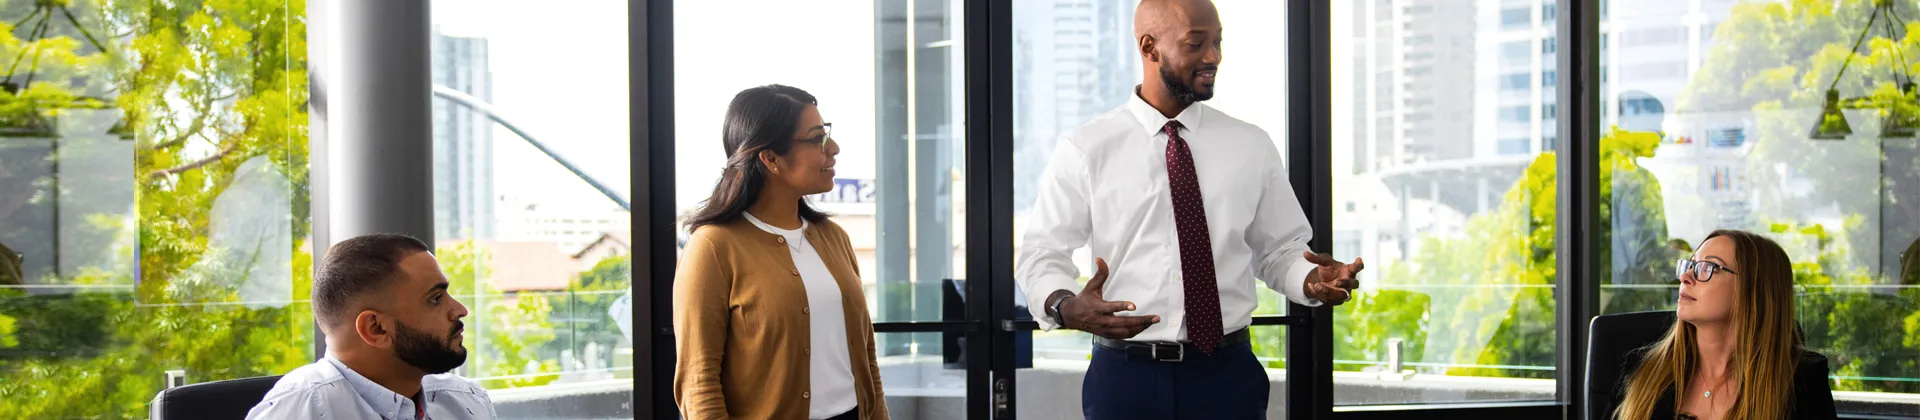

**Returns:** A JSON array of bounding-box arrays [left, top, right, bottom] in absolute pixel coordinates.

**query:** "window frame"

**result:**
[[632, 0, 1913, 418]]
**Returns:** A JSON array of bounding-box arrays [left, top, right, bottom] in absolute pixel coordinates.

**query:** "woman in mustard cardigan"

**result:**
[[673, 84, 888, 420]]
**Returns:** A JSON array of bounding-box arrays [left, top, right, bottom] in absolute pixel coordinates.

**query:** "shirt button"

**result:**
[[803, 391, 811, 399]]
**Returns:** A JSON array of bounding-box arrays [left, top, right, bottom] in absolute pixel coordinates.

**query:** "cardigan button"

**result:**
[[776, 236, 786, 244], [803, 306, 811, 315], [803, 391, 811, 399], [791, 269, 800, 276]]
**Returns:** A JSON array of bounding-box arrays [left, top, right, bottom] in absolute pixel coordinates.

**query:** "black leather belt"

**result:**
[[1092, 328, 1249, 362]]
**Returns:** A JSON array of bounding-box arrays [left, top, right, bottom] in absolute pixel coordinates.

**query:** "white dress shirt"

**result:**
[[743, 213, 859, 419], [243, 355, 497, 420], [1017, 91, 1322, 343]]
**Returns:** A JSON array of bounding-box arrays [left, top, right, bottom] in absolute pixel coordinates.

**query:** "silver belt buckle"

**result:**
[[1152, 343, 1183, 362]]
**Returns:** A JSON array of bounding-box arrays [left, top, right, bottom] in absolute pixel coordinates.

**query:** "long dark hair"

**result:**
[[1616, 229, 1800, 420], [685, 84, 829, 232]]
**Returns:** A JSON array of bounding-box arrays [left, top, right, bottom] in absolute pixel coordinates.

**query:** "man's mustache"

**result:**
[[450, 321, 464, 338], [1193, 65, 1219, 75]]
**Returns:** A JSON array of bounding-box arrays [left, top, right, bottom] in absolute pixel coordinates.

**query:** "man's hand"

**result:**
[[1050, 258, 1160, 339], [1304, 252, 1364, 305]]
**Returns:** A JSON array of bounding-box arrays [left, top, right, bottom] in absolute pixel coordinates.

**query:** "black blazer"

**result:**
[[1618, 350, 1838, 419]]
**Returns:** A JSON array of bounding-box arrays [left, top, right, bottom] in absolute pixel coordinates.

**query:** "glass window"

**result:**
[[674, 0, 968, 410], [1501, 41, 1532, 67], [0, 1, 310, 417], [1500, 106, 1531, 123], [1501, 7, 1532, 29], [1603, 0, 1920, 415], [1331, 0, 1559, 405], [1501, 73, 1532, 91], [1498, 138, 1531, 155], [429, 2, 635, 414], [1014, 0, 1289, 413]]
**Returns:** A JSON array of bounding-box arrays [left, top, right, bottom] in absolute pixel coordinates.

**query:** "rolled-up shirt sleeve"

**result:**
[[1243, 137, 1322, 307], [1015, 139, 1095, 330]]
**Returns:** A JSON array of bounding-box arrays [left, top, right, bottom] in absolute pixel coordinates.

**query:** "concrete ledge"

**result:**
[[490, 379, 634, 419]]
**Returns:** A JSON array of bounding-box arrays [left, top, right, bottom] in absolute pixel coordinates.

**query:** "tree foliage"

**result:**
[[1323, 0, 1920, 393], [0, 0, 313, 417]]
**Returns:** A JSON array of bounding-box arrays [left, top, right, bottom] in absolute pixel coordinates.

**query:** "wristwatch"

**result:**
[[1047, 293, 1074, 327]]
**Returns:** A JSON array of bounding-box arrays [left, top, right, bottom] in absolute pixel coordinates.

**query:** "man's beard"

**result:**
[[394, 320, 466, 374], [1159, 65, 1214, 102]]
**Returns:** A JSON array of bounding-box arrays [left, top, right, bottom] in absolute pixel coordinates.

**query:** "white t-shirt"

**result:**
[[743, 213, 858, 419]]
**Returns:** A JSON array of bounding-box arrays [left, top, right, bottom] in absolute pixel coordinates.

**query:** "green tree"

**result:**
[[1334, 128, 1667, 379], [438, 240, 561, 389], [0, 0, 314, 417], [549, 254, 633, 371], [1330, 0, 1920, 392], [1675, 0, 1920, 393]]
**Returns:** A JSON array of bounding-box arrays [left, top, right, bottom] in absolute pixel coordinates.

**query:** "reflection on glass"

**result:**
[[429, 1, 634, 415], [0, 0, 310, 417], [1328, 0, 1559, 405], [1603, 0, 1920, 414]]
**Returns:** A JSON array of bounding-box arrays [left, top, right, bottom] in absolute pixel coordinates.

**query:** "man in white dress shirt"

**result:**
[[1015, 0, 1364, 418], [247, 234, 498, 419]]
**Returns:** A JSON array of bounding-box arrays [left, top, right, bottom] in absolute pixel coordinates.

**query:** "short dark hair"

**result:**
[[314, 233, 431, 329]]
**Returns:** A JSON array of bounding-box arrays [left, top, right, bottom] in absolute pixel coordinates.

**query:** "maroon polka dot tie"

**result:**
[[1163, 120, 1221, 356]]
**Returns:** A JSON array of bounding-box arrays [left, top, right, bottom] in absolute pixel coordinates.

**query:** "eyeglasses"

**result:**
[[1675, 258, 1737, 283], [796, 122, 833, 145]]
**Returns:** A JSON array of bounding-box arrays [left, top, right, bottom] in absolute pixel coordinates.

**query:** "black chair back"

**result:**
[[1585, 310, 1678, 420], [149, 375, 283, 420]]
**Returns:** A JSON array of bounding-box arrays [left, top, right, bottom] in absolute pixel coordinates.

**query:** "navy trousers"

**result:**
[[1081, 339, 1271, 420]]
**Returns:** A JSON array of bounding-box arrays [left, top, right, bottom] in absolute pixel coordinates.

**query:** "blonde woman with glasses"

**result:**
[[1614, 230, 1836, 419]]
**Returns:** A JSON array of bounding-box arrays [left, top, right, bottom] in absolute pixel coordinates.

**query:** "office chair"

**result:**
[[149, 375, 282, 420], [1585, 310, 1676, 420], [1586, 310, 1831, 419]]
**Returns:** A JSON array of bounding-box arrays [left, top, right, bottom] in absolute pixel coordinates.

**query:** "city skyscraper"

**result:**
[[1351, 0, 1479, 175], [1012, 0, 1139, 212], [432, 31, 495, 242]]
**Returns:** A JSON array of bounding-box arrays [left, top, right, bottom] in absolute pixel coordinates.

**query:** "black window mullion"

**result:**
[[964, 0, 1015, 419], [1288, 0, 1335, 419], [638, 0, 676, 417], [1556, 0, 1601, 416]]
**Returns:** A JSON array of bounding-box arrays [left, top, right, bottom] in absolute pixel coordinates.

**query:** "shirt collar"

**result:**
[[326, 354, 421, 419], [1126, 86, 1206, 136]]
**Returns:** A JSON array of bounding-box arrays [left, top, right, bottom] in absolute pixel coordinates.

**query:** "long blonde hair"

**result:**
[[1615, 230, 1803, 420]]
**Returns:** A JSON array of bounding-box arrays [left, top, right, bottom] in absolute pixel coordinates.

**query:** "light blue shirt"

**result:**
[[245, 355, 498, 420]]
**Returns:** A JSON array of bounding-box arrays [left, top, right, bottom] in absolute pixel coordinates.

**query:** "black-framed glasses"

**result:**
[[797, 122, 832, 145], [1675, 258, 1737, 283]]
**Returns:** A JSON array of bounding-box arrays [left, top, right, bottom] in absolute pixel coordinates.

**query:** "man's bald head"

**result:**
[[1134, 0, 1218, 41], [1134, 0, 1223, 107]]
